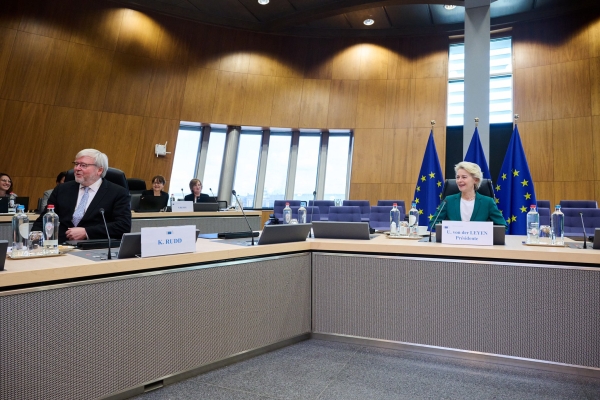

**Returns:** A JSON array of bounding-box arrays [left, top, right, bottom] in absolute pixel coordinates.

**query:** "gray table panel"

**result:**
[[132, 215, 260, 234]]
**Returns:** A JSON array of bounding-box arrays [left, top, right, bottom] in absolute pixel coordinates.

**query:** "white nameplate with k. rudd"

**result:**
[[141, 225, 196, 257], [172, 201, 193, 212], [441, 221, 494, 246]]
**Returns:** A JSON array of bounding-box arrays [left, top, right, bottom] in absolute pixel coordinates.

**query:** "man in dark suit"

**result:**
[[32, 149, 131, 243]]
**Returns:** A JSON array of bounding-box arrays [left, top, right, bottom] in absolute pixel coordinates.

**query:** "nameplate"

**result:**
[[441, 221, 494, 246], [172, 201, 193, 212], [141, 225, 196, 258]]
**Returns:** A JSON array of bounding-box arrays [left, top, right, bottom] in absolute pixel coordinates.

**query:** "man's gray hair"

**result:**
[[76, 149, 109, 178]]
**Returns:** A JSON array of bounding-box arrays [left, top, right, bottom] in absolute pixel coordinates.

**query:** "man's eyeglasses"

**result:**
[[72, 162, 97, 169], [0, 179, 11, 184]]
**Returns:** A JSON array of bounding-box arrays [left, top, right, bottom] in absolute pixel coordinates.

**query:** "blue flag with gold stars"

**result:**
[[495, 124, 536, 235], [413, 131, 444, 227], [464, 127, 491, 180]]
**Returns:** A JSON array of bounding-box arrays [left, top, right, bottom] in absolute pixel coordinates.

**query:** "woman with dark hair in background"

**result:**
[[0, 173, 15, 197], [141, 175, 169, 209]]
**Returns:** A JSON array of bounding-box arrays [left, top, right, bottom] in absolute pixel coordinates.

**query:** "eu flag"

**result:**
[[413, 131, 444, 226], [464, 127, 491, 180], [495, 124, 537, 235]]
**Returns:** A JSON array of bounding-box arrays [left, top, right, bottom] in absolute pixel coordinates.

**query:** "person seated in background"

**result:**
[[184, 179, 209, 203], [0, 173, 15, 197], [141, 175, 169, 209], [40, 171, 67, 210], [32, 149, 131, 242], [429, 161, 506, 229]]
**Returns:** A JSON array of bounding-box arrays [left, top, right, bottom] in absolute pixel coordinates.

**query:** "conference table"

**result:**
[[1, 233, 598, 400]]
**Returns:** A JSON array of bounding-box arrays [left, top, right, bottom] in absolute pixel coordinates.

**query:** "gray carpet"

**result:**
[[133, 339, 600, 399]]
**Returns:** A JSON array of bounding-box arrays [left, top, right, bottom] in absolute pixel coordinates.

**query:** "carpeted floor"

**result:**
[[133, 339, 600, 399]]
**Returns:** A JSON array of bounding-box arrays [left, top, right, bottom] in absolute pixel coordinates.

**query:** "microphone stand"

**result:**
[[181, 188, 185, 202], [580, 212, 588, 249], [99, 208, 111, 260], [429, 200, 447, 242], [232, 190, 255, 246], [209, 188, 218, 206], [309, 191, 316, 237]]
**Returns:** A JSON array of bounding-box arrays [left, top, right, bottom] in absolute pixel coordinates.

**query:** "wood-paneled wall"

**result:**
[[0, 0, 598, 207]]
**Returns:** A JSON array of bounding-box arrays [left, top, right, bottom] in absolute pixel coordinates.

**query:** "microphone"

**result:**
[[429, 200, 447, 242], [209, 188, 218, 204], [99, 208, 111, 260], [309, 190, 316, 238], [580, 212, 588, 249], [232, 190, 255, 246], [181, 188, 185, 201]]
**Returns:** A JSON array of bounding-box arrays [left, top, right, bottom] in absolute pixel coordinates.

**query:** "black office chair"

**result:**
[[126, 178, 147, 195], [441, 179, 495, 200], [65, 168, 129, 190]]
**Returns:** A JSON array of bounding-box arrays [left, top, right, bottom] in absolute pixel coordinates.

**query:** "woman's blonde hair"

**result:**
[[454, 161, 483, 189]]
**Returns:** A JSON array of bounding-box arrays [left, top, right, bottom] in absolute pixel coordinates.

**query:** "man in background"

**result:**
[[40, 171, 67, 211]]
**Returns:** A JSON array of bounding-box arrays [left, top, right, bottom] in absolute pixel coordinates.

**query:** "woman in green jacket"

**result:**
[[430, 161, 506, 228]]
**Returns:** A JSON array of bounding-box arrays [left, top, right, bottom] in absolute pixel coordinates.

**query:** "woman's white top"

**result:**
[[460, 198, 475, 222]]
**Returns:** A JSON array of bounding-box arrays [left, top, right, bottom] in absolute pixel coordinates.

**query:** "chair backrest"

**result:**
[[65, 168, 129, 189], [291, 206, 320, 223], [369, 206, 393, 230], [560, 200, 598, 208], [342, 200, 371, 220], [273, 200, 302, 219], [377, 201, 405, 214], [309, 200, 335, 218], [127, 178, 147, 194], [537, 200, 551, 209], [538, 207, 550, 227], [561, 208, 600, 236], [441, 179, 494, 200], [328, 206, 362, 222]]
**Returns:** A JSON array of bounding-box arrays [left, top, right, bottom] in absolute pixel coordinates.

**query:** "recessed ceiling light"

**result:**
[[258, 0, 269, 4], [363, 18, 374, 26], [444, 5, 456, 10]]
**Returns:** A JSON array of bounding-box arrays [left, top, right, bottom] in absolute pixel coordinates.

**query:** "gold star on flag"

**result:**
[[495, 185, 501, 191], [501, 173, 507, 180], [506, 218, 511, 224], [495, 198, 499, 204], [416, 186, 420, 192], [511, 215, 517, 222], [513, 169, 519, 177], [421, 175, 426, 182], [429, 172, 435, 179], [437, 181, 442, 187], [524, 192, 531, 200], [415, 198, 419, 204], [428, 214, 434, 220], [439, 193, 443, 199], [521, 179, 528, 187], [520, 205, 527, 213], [499, 209, 503, 214], [419, 209, 423, 215]]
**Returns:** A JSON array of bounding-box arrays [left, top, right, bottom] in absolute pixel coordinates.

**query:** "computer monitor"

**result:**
[[15, 197, 29, 211], [311, 221, 372, 240], [257, 224, 311, 245], [138, 195, 164, 212]]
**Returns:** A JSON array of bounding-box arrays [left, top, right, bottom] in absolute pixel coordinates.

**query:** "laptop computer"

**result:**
[[15, 197, 29, 210], [0, 197, 8, 213], [311, 221, 372, 240], [257, 224, 312, 245], [117, 229, 201, 259], [193, 203, 219, 212], [137, 195, 164, 212], [435, 223, 506, 245]]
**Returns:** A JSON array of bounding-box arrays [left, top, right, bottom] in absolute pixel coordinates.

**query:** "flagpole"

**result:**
[[431, 120, 435, 135], [514, 113, 519, 128], [474, 117, 479, 128]]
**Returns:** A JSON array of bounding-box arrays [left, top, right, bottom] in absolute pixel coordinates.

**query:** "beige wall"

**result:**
[[0, 0, 598, 206]]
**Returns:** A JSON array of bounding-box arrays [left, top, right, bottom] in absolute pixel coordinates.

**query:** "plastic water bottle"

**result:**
[[408, 202, 419, 236], [526, 205, 539, 244], [170, 193, 175, 207], [390, 203, 400, 236], [43, 205, 60, 254], [283, 202, 292, 224], [12, 205, 29, 256], [551, 205, 564, 245], [298, 202, 307, 224]]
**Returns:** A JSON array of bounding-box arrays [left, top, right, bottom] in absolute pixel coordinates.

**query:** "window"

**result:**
[[170, 126, 201, 198], [447, 37, 513, 126], [201, 127, 226, 195], [293, 135, 321, 202], [232, 131, 262, 207], [323, 135, 351, 201], [262, 134, 291, 207]]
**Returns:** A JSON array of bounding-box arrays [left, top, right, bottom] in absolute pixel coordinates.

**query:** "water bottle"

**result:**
[[551, 205, 564, 245], [12, 205, 29, 257], [170, 193, 175, 207], [283, 202, 292, 224], [390, 203, 400, 236], [43, 205, 60, 254], [8, 192, 17, 213], [408, 202, 419, 236], [298, 202, 307, 224], [526, 205, 539, 244]]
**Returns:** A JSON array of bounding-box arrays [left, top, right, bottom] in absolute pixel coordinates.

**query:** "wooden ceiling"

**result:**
[[108, 0, 599, 37]]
